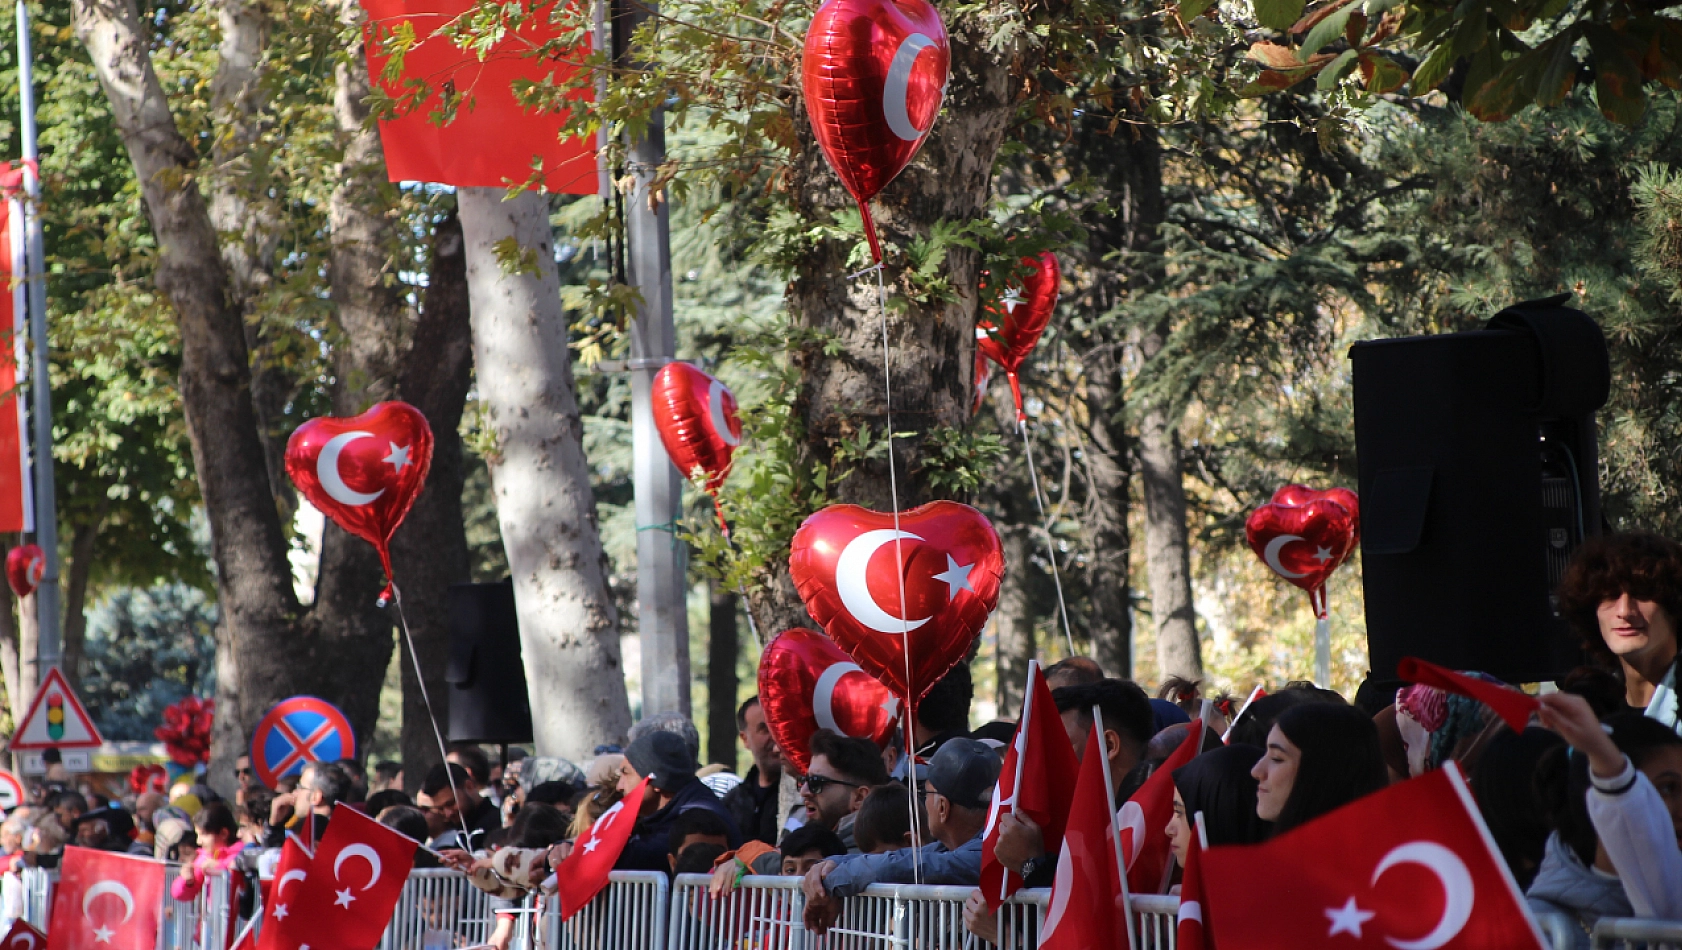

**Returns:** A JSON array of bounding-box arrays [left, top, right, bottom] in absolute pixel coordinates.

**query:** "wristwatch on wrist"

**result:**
[[1018, 855, 1049, 880]]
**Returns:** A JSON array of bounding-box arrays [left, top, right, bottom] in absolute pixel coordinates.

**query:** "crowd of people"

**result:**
[[0, 530, 1679, 946]]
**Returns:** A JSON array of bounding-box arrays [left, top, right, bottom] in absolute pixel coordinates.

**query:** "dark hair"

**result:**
[[373, 761, 402, 783], [1158, 676, 1201, 702], [853, 783, 912, 853], [1470, 727, 1564, 890], [1534, 743, 1597, 866], [365, 789, 411, 817], [779, 822, 847, 859], [1054, 679, 1155, 753], [448, 744, 492, 785], [528, 781, 577, 806], [666, 808, 732, 856], [507, 802, 571, 849], [1608, 710, 1682, 768], [1172, 744, 1270, 847], [969, 721, 1016, 746], [1044, 657, 1104, 688], [421, 763, 473, 798], [194, 802, 239, 841], [736, 696, 761, 733], [377, 805, 431, 847], [808, 730, 890, 786], [1271, 704, 1388, 834], [674, 843, 728, 875], [1558, 531, 1682, 663], [919, 663, 973, 734], [336, 759, 368, 803], [241, 788, 275, 826], [1225, 690, 1335, 748], [306, 762, 352, 807], [1558, 666, 1629, 717], [47, 791, 86, 814]]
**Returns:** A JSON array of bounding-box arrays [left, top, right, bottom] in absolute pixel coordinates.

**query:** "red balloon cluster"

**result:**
[[652, 362, 741, 495], [758, 628, 900, 773], [977, 252, 1060, 420], [128, 764, 168, 795], [5, 544, 43, 598], [1244, 484, 1360, 613], [154, 696, 214, 768], [285, 402, 434, 604], [803, 0, 949, 262], [789, 501, 1003, 706]]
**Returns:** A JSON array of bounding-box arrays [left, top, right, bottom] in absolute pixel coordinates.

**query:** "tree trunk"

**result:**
[[207, 620, 243, 799], [1081, 348, 1134, 678], [0, 583, 20, 728], [391, 210, 474, 786], [706, 583, 739, 769], [992, 526, 1035, 718], [15, 593, 35, 722], [459, 187, 631, 759], [1138, 330, 1201, 682], [59, 503, 107, 682]]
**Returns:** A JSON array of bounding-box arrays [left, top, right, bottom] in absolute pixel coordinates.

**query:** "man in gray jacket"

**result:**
[[800, 738, 999, 934]]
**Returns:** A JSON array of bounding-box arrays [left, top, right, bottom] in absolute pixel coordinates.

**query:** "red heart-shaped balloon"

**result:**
[[1270, 484, 1360, 546], [977, 253, 1060, 420], [1244, 495, 1358, 594], [652, 362, 741, 495], [790, 501, 1002, 706], [802, 0, 949, 262], [5, 544, 42, 598], [758, 628, 901, 773], [285, 402, 434, 589]]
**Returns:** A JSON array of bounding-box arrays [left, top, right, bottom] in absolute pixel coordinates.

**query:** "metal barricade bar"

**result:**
[[1592, 915, 1682, 949], [1131, 894, 1178, 950], [549, 870, 668, 950]]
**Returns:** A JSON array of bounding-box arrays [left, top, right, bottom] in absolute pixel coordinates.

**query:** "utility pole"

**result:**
[[613, 0, 690, 719], [17, 0, 59, 679]]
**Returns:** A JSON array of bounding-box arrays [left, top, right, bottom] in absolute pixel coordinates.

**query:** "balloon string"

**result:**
[[711, 492, 763, 645], [1017, 417, 1076, 658], [388, 579, 474, 846]]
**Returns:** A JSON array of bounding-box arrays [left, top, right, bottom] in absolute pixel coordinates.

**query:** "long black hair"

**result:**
[[1172, 744, 1271, 846], [1271, 704, 1388, 834]]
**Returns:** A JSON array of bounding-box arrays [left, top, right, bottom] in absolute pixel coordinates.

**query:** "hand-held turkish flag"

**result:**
[[1, 918, 45, 950], [1201, 763, 1547, 949], [981, 659, 1080, 908], [1119, 718, 1204, 895], [556, 776, 651, 920], [285, 805, 417, 950], [47, 847, 166, 950], [256, 835, 314, 950], [1396, 657, 1539, 733], [1039, 722, 1131, 949], [1178, 819, 1209, 950]]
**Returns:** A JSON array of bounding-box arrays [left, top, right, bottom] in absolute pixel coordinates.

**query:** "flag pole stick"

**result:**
[[1093, 706, 1138, 950], [1220, 683, 1266, 744], [998, 658, 1036, 901]]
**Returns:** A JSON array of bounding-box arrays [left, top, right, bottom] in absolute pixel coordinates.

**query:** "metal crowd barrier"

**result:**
[[13, 864, 231, 950], [547, 870, 669, 950], [1131, 894, 1178, 950], [376, 867, 500, 950], [1592, 916, 1682, 949]]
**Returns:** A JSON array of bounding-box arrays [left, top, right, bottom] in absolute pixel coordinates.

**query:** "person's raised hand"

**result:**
[[708, 858, 745, 899], [991, 812, 1044, 874], [800, 860, 836, 904], [962, 888, 998, 943], [268, 790, 295, 826], [1538, 692, 1625, 779], [434, 848, 474, 871]]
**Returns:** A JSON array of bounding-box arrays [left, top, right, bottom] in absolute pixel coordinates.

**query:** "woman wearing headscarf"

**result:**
[[1165, 744, 1270, 868], [1251, 703, 1388, 835]]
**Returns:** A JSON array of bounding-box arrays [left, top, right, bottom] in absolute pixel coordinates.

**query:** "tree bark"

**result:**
[[391, 211, 474, 787], [706, 583, 739, 769], [59, 502, 107, 682], [992, 526, 1035, 718], [459, 187, 631, 759], [15, 593, 35, 724], [1081, 348, 1134, 678], [1138, 330, 1201, 682], [0, 583, 20, 729]]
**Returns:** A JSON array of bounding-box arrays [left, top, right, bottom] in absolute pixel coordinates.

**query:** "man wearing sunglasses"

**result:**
[[800, 730, 889, 853]]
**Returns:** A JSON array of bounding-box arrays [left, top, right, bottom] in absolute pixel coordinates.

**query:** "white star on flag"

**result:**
[[932, 554, 976, 601], [583, 836, 601, 854], [1324, 897, 1375, 937], [273, 903, 289, 920], [384, 442, 413, 472], [93, 926, 114, 944], [1313, 546, 1334, 562], [334, 888, 356, 908], [1000, 287, 1026, 314]]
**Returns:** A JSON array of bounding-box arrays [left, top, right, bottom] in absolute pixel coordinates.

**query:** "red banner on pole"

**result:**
[[0, 197, 31, 533]]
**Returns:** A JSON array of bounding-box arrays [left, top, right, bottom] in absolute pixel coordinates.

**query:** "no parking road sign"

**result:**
[[251, 696, 356, 790]]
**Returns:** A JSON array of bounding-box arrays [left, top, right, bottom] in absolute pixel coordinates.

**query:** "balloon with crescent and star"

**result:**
[[285, 401, 434, 604], [789, 501, 1003, 707], [976, 251, 1060, 420], [757, 628, 901, 772], [652, 362, 742, 499], [1244, 488, 1358, 619]]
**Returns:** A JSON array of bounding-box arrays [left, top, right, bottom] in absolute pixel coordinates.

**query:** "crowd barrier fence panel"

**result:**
[[545, 870, 669, 950], [17, 867, 50, 930], [377, 867, 499, 950], [1130, 894, 1178, 950], [1592, 915, 1682, 949]]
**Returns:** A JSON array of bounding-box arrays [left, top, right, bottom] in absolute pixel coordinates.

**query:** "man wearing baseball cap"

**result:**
[[614, 729, 742, 871], [799, 738, 999, 932]]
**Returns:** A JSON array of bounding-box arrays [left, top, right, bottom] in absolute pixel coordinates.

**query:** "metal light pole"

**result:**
[[16, 0, 59, 678], [614, 0, 690, 718]]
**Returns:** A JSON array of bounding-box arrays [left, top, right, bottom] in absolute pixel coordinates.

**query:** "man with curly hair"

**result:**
[[1559, 531, 1682, 734]]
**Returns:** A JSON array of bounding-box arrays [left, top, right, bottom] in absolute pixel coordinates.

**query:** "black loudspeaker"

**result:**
[[1352, 296, 1610, 684], [446, 581, 534, 745]]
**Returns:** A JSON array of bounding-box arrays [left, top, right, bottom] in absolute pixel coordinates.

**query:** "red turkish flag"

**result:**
[[1396, 657, 1539, 733], [360, 0, 597, 193], [1039, 723, 1131, 950], [0, 918, 45, 950], [283, 805, 417, 950], [556, 776, 650, 920], [1201, 763, 1547, 949], [47, 847, 166, 950], [1178, 825, 1209, 950], [980, 660, 1080, 908], [1119, 717, 1204, 895], [256, 835, 314, 950]]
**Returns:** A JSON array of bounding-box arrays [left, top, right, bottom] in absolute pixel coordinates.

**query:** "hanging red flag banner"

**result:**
[[0, 197, 33, 534]]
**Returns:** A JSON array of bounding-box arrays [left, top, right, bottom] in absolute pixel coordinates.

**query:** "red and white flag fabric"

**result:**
[[1200, 763, 1548, 949], [1178, 820, 1209, 950], [0, 918, 45, 950], [47, 847, 166, 950], [556, 776, 650, 920], [360, 0, 598, 193], [1396, 657, 1539, 733], [279, 805, 417, 950], [981, 660, 1080, 908], [0, 197, 31, 535], [256, 834, 313, 950], [1118, 717, 1204, 895], [1039, 723, 1131, 950]]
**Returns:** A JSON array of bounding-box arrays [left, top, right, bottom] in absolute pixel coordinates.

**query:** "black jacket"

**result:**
[[721, 766, 782, 846], [616, 776, 743, 872]]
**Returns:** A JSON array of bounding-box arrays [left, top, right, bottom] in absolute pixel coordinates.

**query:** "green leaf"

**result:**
[[1533, 31, 1582, 107], [1255, 0, 1308, 33], [1317, 48, 1361, 89], [1302, 5, 1354, 58], [1410, 41, 1458, 92], [1586, 26, 1649, 124], [1361, 52, 1410, 93], [1180, 0, 1217, 20]]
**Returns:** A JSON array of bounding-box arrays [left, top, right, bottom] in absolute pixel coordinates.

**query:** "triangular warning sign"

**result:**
[[8, 668, 102, 750]]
